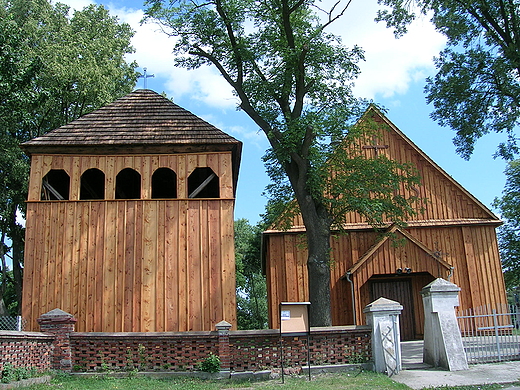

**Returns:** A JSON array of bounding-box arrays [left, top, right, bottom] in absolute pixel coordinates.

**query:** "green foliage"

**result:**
[[343, 345, 370, 364], [0, 0, 138, 312], [493, 160, 520, 290], [145, 0, 421, 326], [377, 0, 520, 160], [0, 270, 18, 316], [138, 343, 148, 370], [234, 219, 268, 330], [1, 363, 37, 383], [196, 353, 221, 373], [1, 363, 15, 383]]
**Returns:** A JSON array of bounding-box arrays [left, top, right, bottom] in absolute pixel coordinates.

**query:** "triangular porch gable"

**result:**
[[345, 224, 453, 281]]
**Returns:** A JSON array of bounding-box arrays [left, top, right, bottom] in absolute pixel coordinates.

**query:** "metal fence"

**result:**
[[457, 304, 520, 363], [0, 316, 26, 331]]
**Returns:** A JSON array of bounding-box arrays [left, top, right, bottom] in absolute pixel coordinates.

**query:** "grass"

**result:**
[[21, 372, 511, 390], [23, 371, 410, 390]]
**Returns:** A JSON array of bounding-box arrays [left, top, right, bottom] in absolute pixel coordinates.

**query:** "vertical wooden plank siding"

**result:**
[[187, 200, 202, 331], [265, 114, 505, 331], [265, 224, 507, 331], [22, 152, 237, 332], [221, 199, 237, 326]]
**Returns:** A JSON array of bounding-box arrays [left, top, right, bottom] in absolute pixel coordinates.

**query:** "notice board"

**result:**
[[279, 302, 310, 334]]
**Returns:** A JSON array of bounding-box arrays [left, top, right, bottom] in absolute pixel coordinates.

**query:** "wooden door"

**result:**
[[370, 278, 415, 340]]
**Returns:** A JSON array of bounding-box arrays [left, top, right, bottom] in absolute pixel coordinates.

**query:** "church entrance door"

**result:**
[[370, 277, 415, 341]]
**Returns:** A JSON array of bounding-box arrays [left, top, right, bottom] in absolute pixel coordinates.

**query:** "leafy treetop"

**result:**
[[377, 0, 520, 160]]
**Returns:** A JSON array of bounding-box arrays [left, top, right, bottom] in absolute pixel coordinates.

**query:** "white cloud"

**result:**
[[59, 0, 445, 108], [98, 4, 239, 108], [325, 2, 446, 100], [53, 0, 93, 12]]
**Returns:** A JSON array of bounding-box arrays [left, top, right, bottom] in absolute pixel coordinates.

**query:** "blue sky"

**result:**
[[60, 0, 507, 224]]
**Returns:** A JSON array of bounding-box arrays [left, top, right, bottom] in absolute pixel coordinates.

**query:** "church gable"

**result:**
[[265, 106, 499, 234], [350, 107, 498, 224]]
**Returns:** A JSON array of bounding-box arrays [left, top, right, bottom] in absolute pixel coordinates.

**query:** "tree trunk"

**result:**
[[0, 231, 8, 316], [289, 163, 333, 327], [304, 210, 332, 327]]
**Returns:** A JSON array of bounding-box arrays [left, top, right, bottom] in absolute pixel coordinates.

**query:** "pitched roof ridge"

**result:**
[[21, 89, 241, 153]]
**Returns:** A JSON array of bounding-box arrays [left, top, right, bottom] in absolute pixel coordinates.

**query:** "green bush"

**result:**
[[1, 363, 36, 383], [197, 353, 221, 373], [1, 363, 15, 383]]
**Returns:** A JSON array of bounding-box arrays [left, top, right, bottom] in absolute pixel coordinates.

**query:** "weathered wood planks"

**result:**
[[263, 107, 507, 338], [23, 152, 237, 332]]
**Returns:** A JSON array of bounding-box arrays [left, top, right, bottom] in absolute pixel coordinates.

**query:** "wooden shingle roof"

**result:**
[[21, 89, 242, 156]]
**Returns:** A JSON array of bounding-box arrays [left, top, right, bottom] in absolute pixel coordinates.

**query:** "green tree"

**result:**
[[0, 0, 138, 314], [145, 0, 420, 326], [493, 160, 520, 290], [377, 0, 520, 160], [234, 219, 268, 330]]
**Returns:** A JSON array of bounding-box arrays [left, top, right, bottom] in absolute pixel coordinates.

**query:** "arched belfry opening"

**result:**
[[115, 168, 141, 199], [80, 168, 105, 200], [41, 169, 70, 200], [152, 167, 177, 199], [188, 167, 219, 198]]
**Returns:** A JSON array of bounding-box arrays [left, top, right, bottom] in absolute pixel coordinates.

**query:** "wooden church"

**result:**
[[263, 106, 507, 340], [21, 89, 242, 333]]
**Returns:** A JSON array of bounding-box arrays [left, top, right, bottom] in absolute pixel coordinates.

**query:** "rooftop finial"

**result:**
[[139, 67, 155, 89]]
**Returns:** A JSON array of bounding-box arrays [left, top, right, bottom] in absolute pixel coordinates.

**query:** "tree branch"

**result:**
[[461, 0, 511, 52], [301, 124, 314, 159], [214, 0, 244, 84], [292, 43, 308, 120], [314, 0, 354, 31]]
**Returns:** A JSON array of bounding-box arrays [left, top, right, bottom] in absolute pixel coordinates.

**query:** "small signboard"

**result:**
[[279, 302, 310, 334], [279, 302, 311, 382]]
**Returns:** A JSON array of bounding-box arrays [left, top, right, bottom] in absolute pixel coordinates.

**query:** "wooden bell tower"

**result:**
[[21, 90, 242, 332]]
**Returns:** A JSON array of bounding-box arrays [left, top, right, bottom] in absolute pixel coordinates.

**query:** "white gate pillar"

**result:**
[[421, 278, 468, 371], [364, 297, 403, 376]]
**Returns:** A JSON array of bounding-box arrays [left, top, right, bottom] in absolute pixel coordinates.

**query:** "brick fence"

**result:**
[[2, 309, 372, 374], [0, 331, 54, 372], [70, 326, 371, 372]]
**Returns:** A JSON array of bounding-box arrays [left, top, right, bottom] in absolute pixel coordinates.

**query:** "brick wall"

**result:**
[[71, 332, 218, 372], [69, 326, 371, 372], [0, 331, 54, 372], [230, 327, 371, 371], [2, 315, 371, 374]]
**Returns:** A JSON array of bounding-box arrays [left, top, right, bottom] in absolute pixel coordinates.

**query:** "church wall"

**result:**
[[265, 224, 507, 335]]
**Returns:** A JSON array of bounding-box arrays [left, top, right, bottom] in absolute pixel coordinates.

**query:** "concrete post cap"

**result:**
[[37, 308, 77, 324], [215, 320, 232, 331], [421, 278, 461, 295], [363, 297, 403, 313]]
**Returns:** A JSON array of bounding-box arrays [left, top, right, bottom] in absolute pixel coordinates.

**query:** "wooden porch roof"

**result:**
[[345, 224, 453, 277]]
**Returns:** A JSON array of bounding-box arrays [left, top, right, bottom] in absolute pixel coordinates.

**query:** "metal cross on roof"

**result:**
[[139, 67, 155, 89], [432, 242, 449, 260]]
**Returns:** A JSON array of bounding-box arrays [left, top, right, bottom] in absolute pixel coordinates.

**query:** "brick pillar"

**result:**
[[37, 309, 77, 372], [215, 320, 232, 372]]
